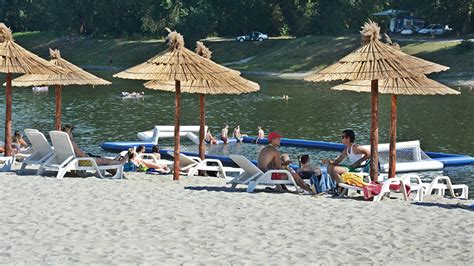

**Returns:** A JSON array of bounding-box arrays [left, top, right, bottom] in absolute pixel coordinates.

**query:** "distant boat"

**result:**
[[32, 86, 48, 92]]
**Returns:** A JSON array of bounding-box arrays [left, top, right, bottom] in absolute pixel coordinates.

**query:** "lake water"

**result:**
[[1, 72, 473, 197]]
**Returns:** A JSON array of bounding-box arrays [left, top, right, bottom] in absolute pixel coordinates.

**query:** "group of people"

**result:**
[[205, 125, 266, 144], [257, 129, 370, 194], [62, 124, 169, 174]]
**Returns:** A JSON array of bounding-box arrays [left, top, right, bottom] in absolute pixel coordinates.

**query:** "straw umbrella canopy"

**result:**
[[11, 48, 111, 130], [114, 29, 258, 180], [304, 20, 449, 181], [0, 23, 66, 156], [144, 41, 259, 160], [333, 76, 460, 178]]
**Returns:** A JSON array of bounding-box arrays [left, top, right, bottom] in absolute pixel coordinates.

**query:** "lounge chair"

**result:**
[[37, 131, 123, 179], [19, 129, 55, 173], [167, 151, 243, 178], [0, 156, 15, 172], [339, 175, 409, 202], [229, 155, 300, 193], [424, 175, 469, 199]]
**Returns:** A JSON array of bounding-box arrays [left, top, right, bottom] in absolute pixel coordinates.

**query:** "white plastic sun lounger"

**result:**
[[339, 176, 409, 202], [229, 155, 300, 194], [423, 175, 469, 199], [37, 131, 123, 179], [167, 151, 243, 178], [113, 150, 173, 166], [19, 129, 55, 172]]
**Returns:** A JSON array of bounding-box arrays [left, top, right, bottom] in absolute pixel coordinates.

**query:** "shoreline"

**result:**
[[83, 65, 474, 87], [1, 170, 473, 264]]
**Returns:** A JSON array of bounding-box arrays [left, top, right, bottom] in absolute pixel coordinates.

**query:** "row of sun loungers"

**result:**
[[2, 130, 469, 202]]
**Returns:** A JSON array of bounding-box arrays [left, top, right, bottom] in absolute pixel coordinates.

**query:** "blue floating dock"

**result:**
[[102, 137, 473, 167]]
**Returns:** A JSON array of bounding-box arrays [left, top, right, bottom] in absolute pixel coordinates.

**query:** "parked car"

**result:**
[[417, 24, 451, 35], [235, 31, 269, 42], [400, 26, 415, 36]]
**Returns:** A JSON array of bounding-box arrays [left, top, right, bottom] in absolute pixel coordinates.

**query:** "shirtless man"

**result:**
[[205, 129, 218, 144], [322, 129, 370, 184], [221, 125, 229, 144], [257, 132, 313, 193], [233, 125, 242, 142]]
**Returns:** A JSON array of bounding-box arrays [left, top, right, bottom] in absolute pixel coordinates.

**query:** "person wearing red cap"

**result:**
[[257, 132, 313, 193]]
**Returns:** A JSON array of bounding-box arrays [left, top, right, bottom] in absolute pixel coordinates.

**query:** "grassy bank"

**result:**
[[13, 32, 474, 79]]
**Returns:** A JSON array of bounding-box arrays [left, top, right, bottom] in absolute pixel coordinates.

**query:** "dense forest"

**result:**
[[1, 0, 472, 41]]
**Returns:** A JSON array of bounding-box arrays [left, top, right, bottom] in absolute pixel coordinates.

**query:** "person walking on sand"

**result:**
[[221, 125, 229, 144], [257, 132, 313, 194], [322, 129, 370, 185]]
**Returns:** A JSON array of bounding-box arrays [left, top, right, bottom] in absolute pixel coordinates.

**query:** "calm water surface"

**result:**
[[1, 72, 473, 196]]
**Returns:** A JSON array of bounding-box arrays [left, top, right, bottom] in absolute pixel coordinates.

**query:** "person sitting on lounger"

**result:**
[[205, 129, 218, 144], [257, 132, 313, 193], [297, 154, 322, 180], [221, 125, 229, 144], [61, 124, 128, 165], [321, 129, 370, 184], [13, 130, 29, 150], [151, 144, 161, 159], [127, 148, 170, 173]]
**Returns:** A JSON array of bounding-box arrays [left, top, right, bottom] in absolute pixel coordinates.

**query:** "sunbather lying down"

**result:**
[[62, 124, 128, 166], [127, 148, 170, 173]]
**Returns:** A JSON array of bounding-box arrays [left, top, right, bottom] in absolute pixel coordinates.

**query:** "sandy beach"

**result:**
[[1, 169, 473, 264]]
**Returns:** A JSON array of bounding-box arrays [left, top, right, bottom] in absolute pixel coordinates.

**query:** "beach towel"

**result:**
[[310, 174, 336, 193], [341, 172, 368, 187], [362, 181, 411, 200]]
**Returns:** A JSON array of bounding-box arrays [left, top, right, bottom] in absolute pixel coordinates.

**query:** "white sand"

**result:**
[[1, 170, 473, 264]]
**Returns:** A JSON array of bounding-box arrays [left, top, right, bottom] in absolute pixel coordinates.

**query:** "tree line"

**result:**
[[1, 0, 472, 41]]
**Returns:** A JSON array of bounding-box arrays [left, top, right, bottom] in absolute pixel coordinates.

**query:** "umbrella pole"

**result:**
[[55, 85, 62, 130], [370, 79, 379, 182], [388, 94, 398, 178], [4, 73, 13, 156], [199, 94, 205, 160], [173, 80, 181, 180]]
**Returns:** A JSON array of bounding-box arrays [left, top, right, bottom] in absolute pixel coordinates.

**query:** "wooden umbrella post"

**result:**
[[388, 94, 398, 178], [4, 73, 13, 156], [199, 94, 206, 160], [370, 79, 379, 182], [55, 85, 62, 130], [173, 80, 181, 180]]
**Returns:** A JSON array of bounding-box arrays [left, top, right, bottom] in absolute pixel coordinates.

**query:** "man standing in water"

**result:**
[[322, 129, 370, 184], [221, 124, 229, 144], [257, 132, 313, 193]]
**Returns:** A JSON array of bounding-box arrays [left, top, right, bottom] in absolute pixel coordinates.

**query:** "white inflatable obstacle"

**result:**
[[362, 140, 444, 173], [137, 125, 207, 143]]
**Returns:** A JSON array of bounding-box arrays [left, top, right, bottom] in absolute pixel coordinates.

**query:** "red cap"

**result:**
[[268, 132, 282, 141]]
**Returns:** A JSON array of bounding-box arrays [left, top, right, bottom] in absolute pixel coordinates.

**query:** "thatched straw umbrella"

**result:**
[[304, 20, 449, 181], [114, 29, 257, 180], [144, 41, 259, 160], [333, 76, 459, 178], [11, 48, 111, 130], [0, 23, 66, 156]]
